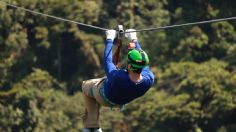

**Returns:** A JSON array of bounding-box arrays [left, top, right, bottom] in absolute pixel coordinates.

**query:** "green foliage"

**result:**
[[177, 26, 209, 61], [12, 68, 66, 91], [0, 104, 23, 132], [0, 68, 85, 131]]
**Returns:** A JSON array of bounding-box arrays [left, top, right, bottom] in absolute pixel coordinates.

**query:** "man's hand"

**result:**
[[128, 42, 136, 49], [125, 29, 137, 41], [106, 30, 116, 41]]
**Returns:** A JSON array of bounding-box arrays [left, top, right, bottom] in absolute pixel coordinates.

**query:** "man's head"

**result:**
[[127, 49, 149, 74]]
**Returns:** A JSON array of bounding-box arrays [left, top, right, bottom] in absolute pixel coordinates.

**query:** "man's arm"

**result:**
[[142, 66, 155, 84], [133, 40, 142, 50], [104, 30, 117, 79], [125, 29, 142, 50], [104, 39, 117, 79]]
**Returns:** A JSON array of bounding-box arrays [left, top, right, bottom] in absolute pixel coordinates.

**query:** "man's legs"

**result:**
[[82, 94, 101, 128], [82, 78, 104, 129]]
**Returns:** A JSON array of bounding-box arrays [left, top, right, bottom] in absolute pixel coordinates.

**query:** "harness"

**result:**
[[113, 25, 124, 67]]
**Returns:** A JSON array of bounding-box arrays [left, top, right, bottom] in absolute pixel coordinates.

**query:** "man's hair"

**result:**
[[129, 64, 143, 74], [132, 68, 142, 74]]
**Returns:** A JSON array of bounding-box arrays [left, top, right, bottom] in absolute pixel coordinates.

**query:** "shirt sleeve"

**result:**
[[141, 66, 155, 85], [103, 39, 117, 79], [134, 40, 142, 50]]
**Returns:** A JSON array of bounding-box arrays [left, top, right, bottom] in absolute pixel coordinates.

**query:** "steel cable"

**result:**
[[0, 0, 108, 31], [1, 1, 236, 33], [126, 16, 236, 33]]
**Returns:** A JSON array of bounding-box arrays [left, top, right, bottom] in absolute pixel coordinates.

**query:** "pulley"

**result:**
[[117, 25, 124, 39]]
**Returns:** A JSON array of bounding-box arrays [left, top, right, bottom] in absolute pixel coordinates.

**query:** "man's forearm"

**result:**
[[103, 39, 116, 77], [134, 40, 142, 50]]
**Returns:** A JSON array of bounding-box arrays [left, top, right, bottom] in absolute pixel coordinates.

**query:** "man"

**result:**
[[82, 29, 154, 132]]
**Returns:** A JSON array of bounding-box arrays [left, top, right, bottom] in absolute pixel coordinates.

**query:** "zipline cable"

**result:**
[[1, 1, 236, 33], [0, 0, 108, 31], [127, 16, 236, 33]]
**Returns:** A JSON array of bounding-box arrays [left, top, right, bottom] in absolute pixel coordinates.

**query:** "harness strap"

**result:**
[[113, 39, 122, 66]]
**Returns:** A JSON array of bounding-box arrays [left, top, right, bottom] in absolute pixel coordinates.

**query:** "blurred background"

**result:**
[[0, 0, 236, 131]]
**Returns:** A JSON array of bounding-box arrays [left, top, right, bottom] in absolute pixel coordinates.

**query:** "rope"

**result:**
[[1, 1, 236, 33], [0, 0, 108, 31], [112, 39, 122, 67], [2, 0, 236, 33], [126, 16, 236, 33]]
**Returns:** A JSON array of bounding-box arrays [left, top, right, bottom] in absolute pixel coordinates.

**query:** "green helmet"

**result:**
[[127, 49, 149, 69]]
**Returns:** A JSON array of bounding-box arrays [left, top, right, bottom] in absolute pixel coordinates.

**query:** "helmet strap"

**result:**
[[140, 50, 146, 63]]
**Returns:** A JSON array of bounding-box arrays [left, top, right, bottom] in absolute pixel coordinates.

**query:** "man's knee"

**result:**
[[82, 81, 86, 91], [82, 80, 90, 96], [82, 79, 97, 97]]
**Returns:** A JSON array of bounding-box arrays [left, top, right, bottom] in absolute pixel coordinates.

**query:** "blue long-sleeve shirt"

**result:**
[[103, 39, 154, 104]]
